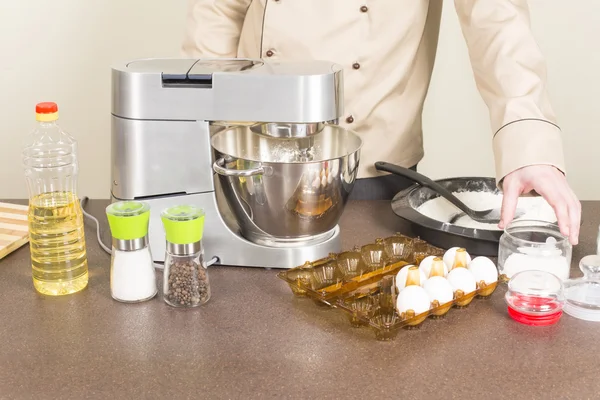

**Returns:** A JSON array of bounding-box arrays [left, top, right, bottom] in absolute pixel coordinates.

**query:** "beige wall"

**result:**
[[1, 0, 597, 199]]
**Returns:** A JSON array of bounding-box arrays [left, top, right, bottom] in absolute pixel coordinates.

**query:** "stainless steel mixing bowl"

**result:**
[[210, 124, 362, 245]]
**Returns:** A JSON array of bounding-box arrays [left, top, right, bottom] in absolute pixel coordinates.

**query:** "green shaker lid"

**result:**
[[160, 205, 205, 245], [106, 201, 150, 240]]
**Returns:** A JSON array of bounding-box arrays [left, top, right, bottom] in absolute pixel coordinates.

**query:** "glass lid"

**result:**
[[505, 270, 565, 326], [563, 255, 600, 322]]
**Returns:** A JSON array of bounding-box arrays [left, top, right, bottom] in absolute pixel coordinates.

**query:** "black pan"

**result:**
[[388, 175, 503, 257]]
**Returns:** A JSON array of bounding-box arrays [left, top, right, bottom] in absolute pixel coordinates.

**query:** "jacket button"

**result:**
[[352, 63, 360, 70], [266, 50, 274, 57], [346, 115, 354, 123], [360, 5, 368, 12]]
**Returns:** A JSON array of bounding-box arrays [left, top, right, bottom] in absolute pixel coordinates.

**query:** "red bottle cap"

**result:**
[[36, 102, 58, 114], [507, 307, 563, 326], [507, 295, 563, 326]]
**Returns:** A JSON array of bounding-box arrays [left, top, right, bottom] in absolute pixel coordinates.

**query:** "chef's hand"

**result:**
[[499, 165, 581, 245]]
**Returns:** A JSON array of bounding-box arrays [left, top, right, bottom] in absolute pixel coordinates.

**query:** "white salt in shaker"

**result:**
[[106, 201, 157, 303]]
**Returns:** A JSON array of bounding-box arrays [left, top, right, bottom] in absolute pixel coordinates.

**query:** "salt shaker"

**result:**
[[106, 201, 157, 303], [161, 205, 211, 308]]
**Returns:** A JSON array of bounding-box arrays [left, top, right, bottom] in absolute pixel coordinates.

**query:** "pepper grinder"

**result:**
[[106, 201, 157, 303], [161, 205, 211, 308]]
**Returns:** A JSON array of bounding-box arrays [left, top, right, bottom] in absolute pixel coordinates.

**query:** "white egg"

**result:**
[[423, 276, 454, 304], [447, 267, 477, 294], [443, 247, 472, 270], [419, 256, 448, 278], [396, 285, 431, 315], [418, 256, 435, 276], [395, 265, 426, 291], [467, 256, 498, 285]]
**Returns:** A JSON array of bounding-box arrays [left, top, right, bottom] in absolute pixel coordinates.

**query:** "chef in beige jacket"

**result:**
[[182, 0, 580, 244]]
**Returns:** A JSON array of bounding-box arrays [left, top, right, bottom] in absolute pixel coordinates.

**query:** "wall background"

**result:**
[[1, 0, 597, 199]]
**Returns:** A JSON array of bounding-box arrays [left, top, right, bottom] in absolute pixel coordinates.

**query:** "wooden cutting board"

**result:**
[[0, 202, 29, 260]]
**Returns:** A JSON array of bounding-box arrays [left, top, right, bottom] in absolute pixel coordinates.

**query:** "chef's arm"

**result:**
[[454, 0, 566, 188], [181, 0, 252, 57]]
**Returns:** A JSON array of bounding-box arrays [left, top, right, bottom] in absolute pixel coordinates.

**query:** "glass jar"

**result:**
[[106, 201, 157, 303], [505, 270, 565, 326], [497, 219, 572, 282], [161, 205, 210, 308], [22, 102, 88, 296]]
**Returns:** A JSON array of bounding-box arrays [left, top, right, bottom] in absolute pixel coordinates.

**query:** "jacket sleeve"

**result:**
[[181, 0, 252, 57], [454, 0, 566, 187]]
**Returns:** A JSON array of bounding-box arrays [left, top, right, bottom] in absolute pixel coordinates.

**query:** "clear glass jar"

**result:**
[[505, 270, 565, 326], [163, 243, 210, 307], [161, 205, 210, 308], [22, 102, 88, 296], [497, 219, 572, 282], [106, 201, 157, 303]]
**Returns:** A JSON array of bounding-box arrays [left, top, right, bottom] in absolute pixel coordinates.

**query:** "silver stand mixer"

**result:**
[[110, 58, 362, 269]]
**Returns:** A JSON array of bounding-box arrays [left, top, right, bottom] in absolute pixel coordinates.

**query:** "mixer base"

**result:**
[[111, 191, 342, 269]]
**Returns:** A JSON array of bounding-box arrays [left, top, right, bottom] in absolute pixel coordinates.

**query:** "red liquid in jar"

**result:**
[[507, 294, 563, 326]]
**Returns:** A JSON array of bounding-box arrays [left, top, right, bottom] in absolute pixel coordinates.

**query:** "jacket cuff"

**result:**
[[493, 119, 566, 189]]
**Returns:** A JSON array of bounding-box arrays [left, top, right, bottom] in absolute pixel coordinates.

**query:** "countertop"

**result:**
[[1, 199, 599, 400]]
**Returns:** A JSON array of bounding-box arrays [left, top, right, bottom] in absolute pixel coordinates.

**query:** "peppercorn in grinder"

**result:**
[[110, 58, 361, 269], [161, 205, 210, 308]]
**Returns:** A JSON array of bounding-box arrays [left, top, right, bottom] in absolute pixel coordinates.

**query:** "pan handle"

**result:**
[[213, 158, 266, 177]]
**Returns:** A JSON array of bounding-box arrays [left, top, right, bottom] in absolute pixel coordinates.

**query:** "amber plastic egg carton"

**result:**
[[277, 233, 498, 341], [277, 234, 440, 304]]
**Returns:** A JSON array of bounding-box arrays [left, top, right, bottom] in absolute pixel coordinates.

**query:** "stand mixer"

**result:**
[[110, 58, 362, 269]]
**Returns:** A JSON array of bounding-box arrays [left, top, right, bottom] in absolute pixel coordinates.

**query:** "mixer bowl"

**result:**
[[210, 124, 362, 245]]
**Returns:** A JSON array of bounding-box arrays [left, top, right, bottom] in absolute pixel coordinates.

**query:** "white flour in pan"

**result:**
[[416, 191, 557, 230]]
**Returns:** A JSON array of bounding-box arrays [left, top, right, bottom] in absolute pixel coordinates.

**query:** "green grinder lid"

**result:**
[[106, 201, 151, 240], [160, 205, 205, 245]]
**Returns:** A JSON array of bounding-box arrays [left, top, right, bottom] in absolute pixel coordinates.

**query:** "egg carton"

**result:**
[[335, 273, 497, 340], [277, 233, 499, 340], [277, 233, 445, 306]]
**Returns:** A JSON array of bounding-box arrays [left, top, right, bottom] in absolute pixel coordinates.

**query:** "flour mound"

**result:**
[[416, 191, 557, 230]]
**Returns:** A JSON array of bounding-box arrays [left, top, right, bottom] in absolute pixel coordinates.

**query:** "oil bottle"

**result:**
[[22, 102, 88, 296]]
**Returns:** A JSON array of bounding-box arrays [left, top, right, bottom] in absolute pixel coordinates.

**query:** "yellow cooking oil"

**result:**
[[28, 191, 88, 296]]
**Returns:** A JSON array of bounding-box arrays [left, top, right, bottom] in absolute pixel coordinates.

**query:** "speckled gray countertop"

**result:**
[[0, 199, 599, 400]]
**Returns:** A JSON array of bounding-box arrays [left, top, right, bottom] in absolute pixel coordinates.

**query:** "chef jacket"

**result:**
[[181, 0, 566, 187]]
